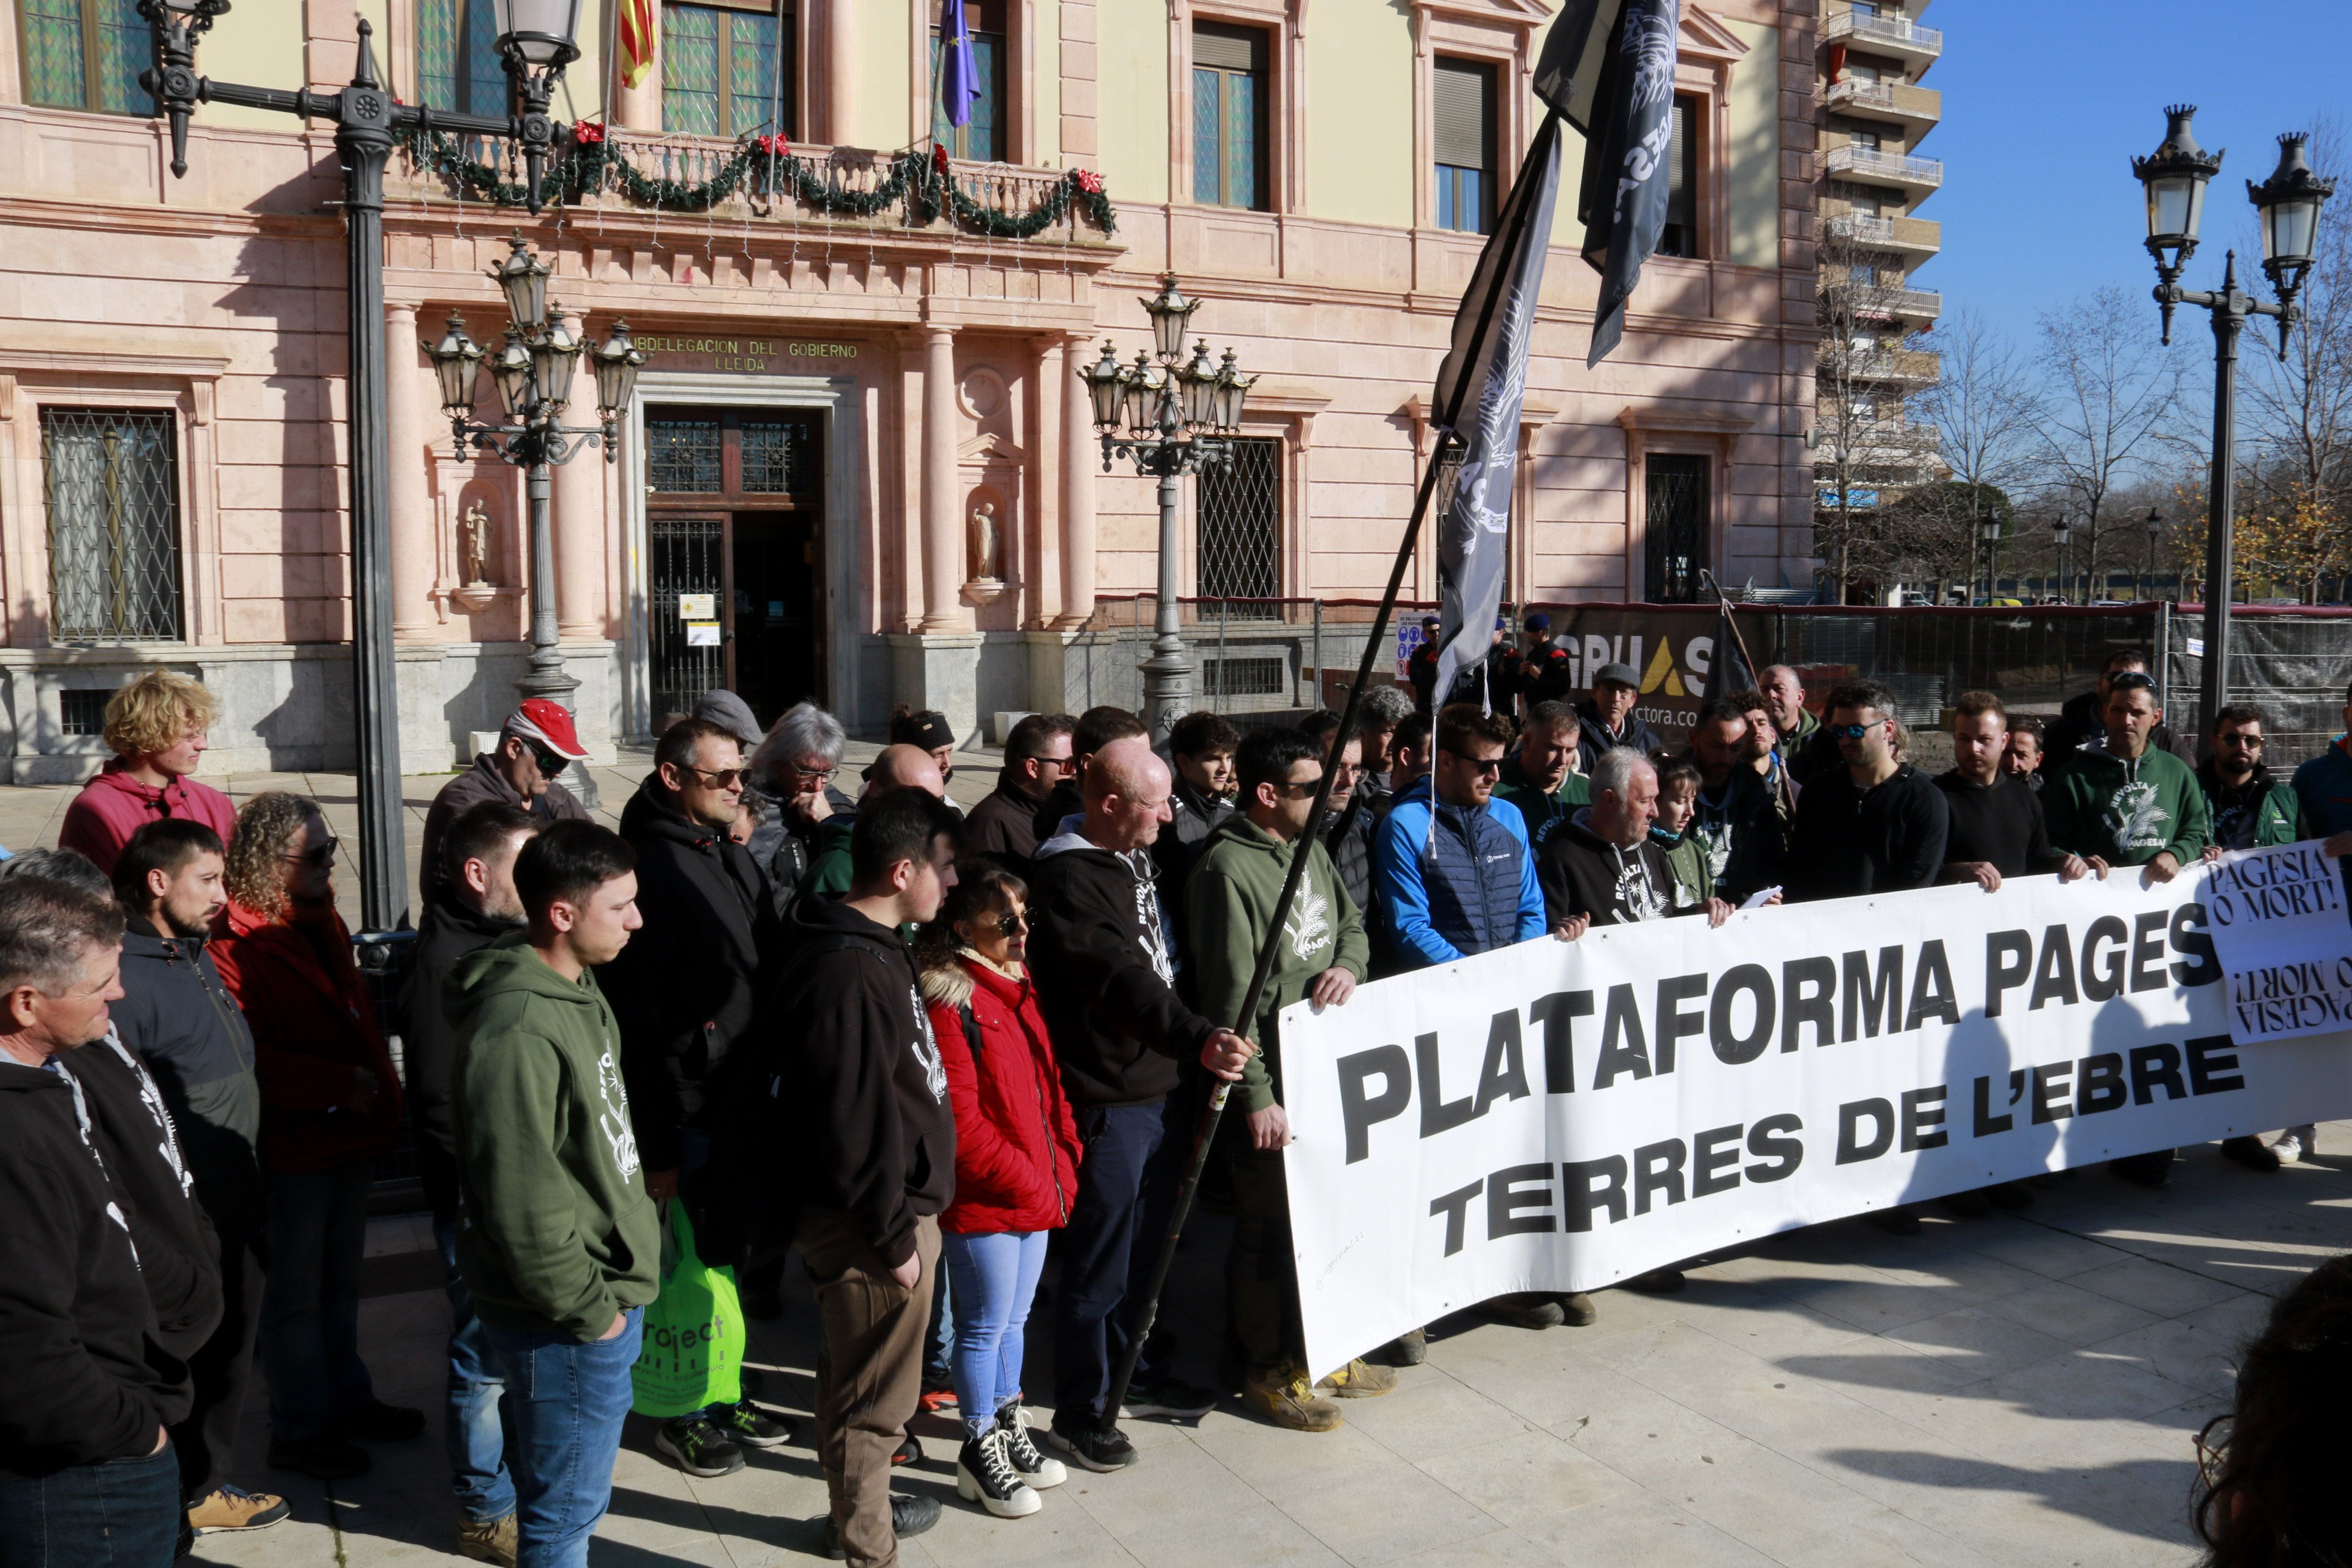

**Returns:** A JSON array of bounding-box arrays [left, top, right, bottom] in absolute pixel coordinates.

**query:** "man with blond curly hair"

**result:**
[[60, 671, 237, 875]]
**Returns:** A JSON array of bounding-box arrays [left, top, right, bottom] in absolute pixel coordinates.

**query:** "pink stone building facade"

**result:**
[[0, 0, 1816, 777]]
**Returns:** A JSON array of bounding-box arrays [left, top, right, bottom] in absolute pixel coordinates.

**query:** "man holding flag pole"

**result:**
[[1090, 0, 1687, 1439]]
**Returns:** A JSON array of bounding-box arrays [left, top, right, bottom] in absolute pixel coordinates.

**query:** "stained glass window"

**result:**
[[21, 0, 150, 115], [663, 2, 788, 140], [418, 0, 505, 115], [1191, 23, 1266, 210]]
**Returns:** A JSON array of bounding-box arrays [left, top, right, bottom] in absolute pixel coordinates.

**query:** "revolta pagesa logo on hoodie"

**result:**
[[2106, 780, 2169, 856], [1285, 868, 1332, 961], [908, 987, 948, 1103], [595, 1047, 641, 1180]]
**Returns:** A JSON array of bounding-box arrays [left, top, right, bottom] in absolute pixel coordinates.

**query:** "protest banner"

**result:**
[[1277, 865, 2352, 1381], [2201, 839, 2352, 1041]]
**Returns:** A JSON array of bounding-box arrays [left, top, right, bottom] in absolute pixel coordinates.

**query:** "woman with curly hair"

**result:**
[[59, 671, 238, 874], [2191, 1251, 2352, 1566], [211, 792, 418, 1483]]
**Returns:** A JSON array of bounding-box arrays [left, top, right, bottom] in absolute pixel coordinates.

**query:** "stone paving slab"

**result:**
[[173, 1135, 2352, 1568]]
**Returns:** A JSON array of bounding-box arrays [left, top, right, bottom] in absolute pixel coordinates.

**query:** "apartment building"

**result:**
[[0, 0, 1819, 774], [1813, 0, 1942, 529]]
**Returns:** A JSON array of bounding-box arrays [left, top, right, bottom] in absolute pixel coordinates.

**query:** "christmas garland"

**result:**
[[401, 125, 1117, 238]]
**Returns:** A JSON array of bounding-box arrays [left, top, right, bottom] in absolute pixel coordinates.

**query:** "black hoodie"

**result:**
[[59, 1037, 222, 1361], [0, 1058, 192, 1476], [1029, 829, 1217, 1108], [1537, 810, 1687, 929], [400, 891, 524, 1218], [760, 899, 955, 1269], [601, 775, 778, 1171], [111, 918, 262, 1232], [1787, 762, 1950, 902]]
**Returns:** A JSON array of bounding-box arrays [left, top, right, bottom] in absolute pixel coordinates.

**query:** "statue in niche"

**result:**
[[459, 502, 494, 587], [962, 500, 1006, 606]]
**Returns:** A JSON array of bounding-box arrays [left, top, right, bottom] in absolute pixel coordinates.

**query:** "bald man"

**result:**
[[1029, 738, 1252, 1469], [790, 745, 951, 912]]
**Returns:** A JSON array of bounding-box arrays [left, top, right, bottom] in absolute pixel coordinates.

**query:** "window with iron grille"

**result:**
[[1433, 57, 1495, 235], [647, 414, 723, 492], [19, 0, 150, 115], [930, 0, 1004, 162], [1193, 23, 1267, 210], [59, 688, 110, 736], [738, 417, 811, 493], [417, 0, 505, 115], [648, 409, 817, 499], [42, 409, 184, 642], [663, 0, 792, 140], [1643, 453, 1708, 605], [1197, 435, 1281, 617], [1205, 655, 1285, 699]]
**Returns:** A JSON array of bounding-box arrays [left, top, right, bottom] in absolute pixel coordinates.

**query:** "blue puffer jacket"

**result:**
[[1373, 776, 1547, 970]]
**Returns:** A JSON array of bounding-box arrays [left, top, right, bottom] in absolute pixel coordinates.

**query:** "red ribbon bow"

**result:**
[[1073, 168, 1103, 195], [932, 143, 951, 179], [755, 133, 791, 157], [573, 121, 606, 145]]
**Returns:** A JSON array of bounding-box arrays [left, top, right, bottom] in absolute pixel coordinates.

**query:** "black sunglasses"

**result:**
[[2109, 671, 2157, 692], [1829, 721, 1881, 741], [529, 746, 569, 776], [1441, 748, 1504, 776], [991, 910, 1028, 936]]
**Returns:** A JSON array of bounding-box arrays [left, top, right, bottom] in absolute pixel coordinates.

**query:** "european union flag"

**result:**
[[939, 0, 981, 130]]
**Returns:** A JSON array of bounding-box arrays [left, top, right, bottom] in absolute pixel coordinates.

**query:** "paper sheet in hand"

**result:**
[[2198, 841, 2352, 1042]]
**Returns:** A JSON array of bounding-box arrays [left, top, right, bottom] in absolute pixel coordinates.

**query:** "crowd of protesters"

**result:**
[[8, 645, 2352, 1568]]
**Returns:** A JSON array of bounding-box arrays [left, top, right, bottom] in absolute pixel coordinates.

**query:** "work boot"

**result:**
[[455, 1513, 518, 1566], [1378, 1327, 1428, 1365], [820, 1495, 941, 1558], [1479, 1293, 1565, 1331], [2223, 1135, 2281, 1172], [955, 1428, 1041, 1518], [1623, 1270, 1685, 1294], [1315, 1358, 1398, 1399], [1559, 1292, 1599, 1326], [1242, 1365, 1343, 1432], [186, 1486, 291, 1534]]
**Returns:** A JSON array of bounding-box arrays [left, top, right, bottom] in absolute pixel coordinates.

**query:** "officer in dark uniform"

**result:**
[[1517, 612, 1577, 716], [1406, 614, 1442, 714]]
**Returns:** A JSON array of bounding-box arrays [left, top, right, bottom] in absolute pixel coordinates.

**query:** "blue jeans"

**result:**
[[436, 1217, 516, 1523], [1052, 1102, 1175, 1428], [261, 1161, 375, 1439], [0, 1441, 183, 1568], [484, 1309, 643, 1568], [941, 1231, 1048, 1440]]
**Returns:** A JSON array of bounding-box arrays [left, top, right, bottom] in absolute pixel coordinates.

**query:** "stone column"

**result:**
[[612, 8, 661, 130], [919, 325, 966, 631], [385, 302, 439, 644], [553, 317, 607, 643], [1059, 330, 1098, 627], [827, 0, 856, 144]]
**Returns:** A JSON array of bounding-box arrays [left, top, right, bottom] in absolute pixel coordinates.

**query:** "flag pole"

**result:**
[[1699, 569, 1764, 689], [1098, 119, 1558, 1426]]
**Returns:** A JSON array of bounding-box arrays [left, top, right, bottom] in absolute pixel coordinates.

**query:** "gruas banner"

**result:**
[[1522, 603, 1741, 743], [1275, 864, 2352, 1382]]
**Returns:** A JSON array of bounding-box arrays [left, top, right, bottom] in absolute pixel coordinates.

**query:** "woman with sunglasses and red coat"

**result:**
[[916, 860, 1082, 1520], [212, 792, 418, 1483]]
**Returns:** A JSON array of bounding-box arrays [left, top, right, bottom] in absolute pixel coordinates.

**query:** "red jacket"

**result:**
[[921, 954, 1081, 1235], [58, 763, 238, 875], [211, 901, 403, 1176]]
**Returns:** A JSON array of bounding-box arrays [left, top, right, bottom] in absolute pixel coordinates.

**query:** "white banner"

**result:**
[[2201, 839, 2352, 1042], [1277, 865, 2352, 1381]]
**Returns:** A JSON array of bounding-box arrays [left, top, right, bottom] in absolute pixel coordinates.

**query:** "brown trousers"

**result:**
[[797, 1208, 940, 1568]]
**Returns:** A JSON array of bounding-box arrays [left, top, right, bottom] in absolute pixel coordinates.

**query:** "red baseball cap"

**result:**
[[506, 698, 589, 761]]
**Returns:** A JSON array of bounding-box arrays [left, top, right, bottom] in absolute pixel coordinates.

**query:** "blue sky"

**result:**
[[1919, 0, 2352, 352]]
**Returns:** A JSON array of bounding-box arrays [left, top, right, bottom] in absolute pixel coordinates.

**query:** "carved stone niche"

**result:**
[[448, 500, 502, 613], [961, 499, 1006, 606]]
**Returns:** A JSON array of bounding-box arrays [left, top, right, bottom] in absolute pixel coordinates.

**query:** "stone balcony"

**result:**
[[1822, 144, 1945, 195], [1823, 212, 1942, 258], [1821, 78, 1942, 136], [1822, 8, 1943, 67]]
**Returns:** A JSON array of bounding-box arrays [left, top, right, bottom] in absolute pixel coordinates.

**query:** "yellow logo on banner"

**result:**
[[1640, 639, 1686, 698]]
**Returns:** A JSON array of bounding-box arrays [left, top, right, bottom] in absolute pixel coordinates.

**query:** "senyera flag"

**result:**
[[616, 0, 655, 90]]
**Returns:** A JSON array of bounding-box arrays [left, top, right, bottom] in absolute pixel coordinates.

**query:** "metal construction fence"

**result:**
[[1064, 596, 2350, 767]]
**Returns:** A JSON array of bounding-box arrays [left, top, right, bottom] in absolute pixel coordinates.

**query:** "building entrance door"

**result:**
[[644, 405, 826, 728]]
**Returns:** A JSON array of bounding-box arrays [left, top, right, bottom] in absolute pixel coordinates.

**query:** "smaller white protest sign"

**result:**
[[2200, 842, 2352, 1042]]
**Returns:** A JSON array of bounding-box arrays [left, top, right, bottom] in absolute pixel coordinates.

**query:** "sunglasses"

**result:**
[[683, 765, 748, 789], [1269, 780, 1321, 799], [2109, 671, 2157, 692], [528, 746, 569, 776], [280, 836, 341, 868], [2220, 733, 2264, 747], [1829, 721, 1882, 741], [1441, 748, 1504, 776], [990, 910, 1029, 936]]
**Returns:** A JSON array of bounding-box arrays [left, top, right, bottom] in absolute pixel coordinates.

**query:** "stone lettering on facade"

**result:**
[[636, 337, 861, 374]]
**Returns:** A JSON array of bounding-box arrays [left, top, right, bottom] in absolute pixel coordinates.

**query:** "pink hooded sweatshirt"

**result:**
[[58, 761, 238, 874]]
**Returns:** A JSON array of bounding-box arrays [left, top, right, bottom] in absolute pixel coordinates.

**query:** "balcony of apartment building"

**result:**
[[1821, 77, 1941, 137], [1832, 346, 1940, 386], [1822, 276, 1943, 328], [1817, 419, 1940, 468], [1821, 8, 1943, 70], [1821, 141, 1943, 197], [1822, 211, 1941, 258]]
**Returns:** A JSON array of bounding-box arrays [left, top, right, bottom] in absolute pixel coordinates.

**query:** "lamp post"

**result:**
[[426, 240, 643, 807], [2051, 518, 2073, 604], [2142, 507, 2163, 601], [139, 0, 585, 934], [1083, 275, 1255, 740], [2133, 106, 2334, 738], [1977, 513, 2002, 605]]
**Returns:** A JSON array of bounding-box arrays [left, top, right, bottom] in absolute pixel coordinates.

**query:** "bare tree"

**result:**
[[1902, 308, 2044, 594], [1812, 219, 1939, 600], [2033, 285, 2188, 587]]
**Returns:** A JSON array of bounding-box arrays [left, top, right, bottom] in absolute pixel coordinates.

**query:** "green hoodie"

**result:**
[[1650, 827, 1714, 911], [1185, 816, 1370, 1113], [1494, 756, 1593, 852], [446, 933, 660, 1341], [2045, 745, 2212, 867]]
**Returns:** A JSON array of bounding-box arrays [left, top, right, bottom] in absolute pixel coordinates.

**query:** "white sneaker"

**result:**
[[2271, 1133, 2306, 1164], [955, 1428, 1042, 1519]]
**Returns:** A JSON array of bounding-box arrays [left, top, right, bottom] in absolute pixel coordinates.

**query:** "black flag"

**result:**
[[1702, 602, 1755, 701], [1566, 0, 1682, 366]]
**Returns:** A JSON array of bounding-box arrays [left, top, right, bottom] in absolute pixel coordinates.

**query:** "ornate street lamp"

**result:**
[[1085, 274, 1254, 738], [1976, 513, 2003, 605], [2051, 518, 2072, 604], [426, 242, 639, 807], [138, 0, 581, 935], [2143, 507, 2163, 601], [2132, 107, 2333, 741]]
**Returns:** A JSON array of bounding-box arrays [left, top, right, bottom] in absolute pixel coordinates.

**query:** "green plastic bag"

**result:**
[[630, 1201, 745, 1418]]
